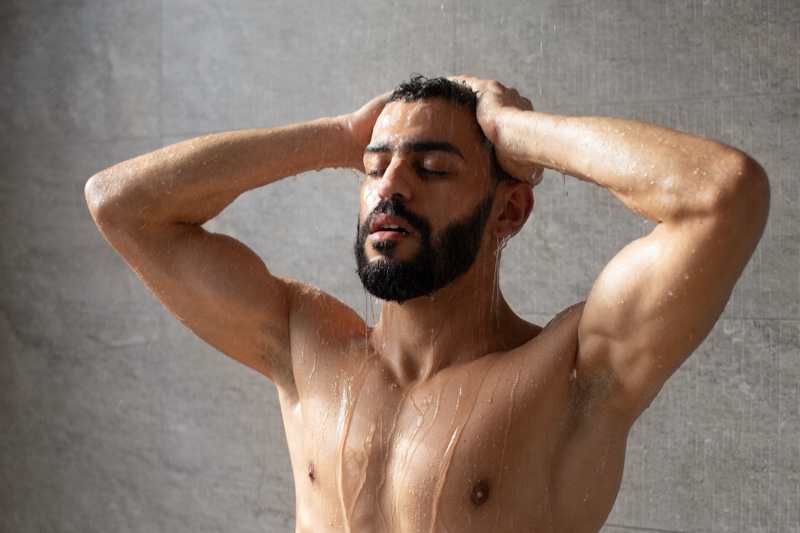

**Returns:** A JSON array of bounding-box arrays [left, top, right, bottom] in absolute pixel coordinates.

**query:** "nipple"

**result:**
[[308, 461, 316, 484], [470, 480, 490, 506]]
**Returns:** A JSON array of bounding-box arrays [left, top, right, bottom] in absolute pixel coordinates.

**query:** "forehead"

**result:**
[[370, 98, 482, 150]]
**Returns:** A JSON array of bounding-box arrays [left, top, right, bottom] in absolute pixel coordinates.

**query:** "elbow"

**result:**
[[707, 151, 770, 231], [85, 172, 107, 223], [730, 152, 770, 225], [85, 170, 123, 229], [85, 173, 101, 212]]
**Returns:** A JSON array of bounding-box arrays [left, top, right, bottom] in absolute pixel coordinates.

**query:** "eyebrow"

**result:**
[[364, 140, 465, 160]]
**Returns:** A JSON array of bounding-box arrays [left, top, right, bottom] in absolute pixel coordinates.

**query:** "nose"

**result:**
[[376, 159, 413, 201]]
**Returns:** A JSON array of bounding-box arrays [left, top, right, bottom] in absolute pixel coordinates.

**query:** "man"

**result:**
[[85, 75, 769, 531]]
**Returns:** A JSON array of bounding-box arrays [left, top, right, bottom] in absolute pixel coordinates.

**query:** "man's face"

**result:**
[[354, 98, 496, 302]]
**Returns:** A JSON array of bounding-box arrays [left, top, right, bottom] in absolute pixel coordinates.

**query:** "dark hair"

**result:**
[[388, 75, 519, 185], [388, 74, 479, 109]]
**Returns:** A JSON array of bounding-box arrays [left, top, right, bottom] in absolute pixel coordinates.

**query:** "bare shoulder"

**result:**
[[500, 301, 625, 425], [499, 302, 634, 453], [484, 302, 588, 431], [282, 278, 366, 338], [508, 302, 584, 376], [546, 302, 634, 436], [279, 278, 368, 397]]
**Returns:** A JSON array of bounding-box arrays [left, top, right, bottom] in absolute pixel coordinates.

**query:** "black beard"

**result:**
[[353, 193, 495, 303]]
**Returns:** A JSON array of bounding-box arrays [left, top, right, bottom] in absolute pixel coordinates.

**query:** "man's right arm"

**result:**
[[85, 96, 385, 388]]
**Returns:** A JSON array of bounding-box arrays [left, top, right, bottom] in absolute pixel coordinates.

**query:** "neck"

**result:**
[[369, 255, 535, 382]]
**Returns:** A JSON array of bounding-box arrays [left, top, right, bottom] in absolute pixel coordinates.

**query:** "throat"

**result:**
[[373, 294, 528, 379]]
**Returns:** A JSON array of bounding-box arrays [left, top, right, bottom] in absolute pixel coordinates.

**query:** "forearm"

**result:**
[[86, 117, 358, 227], [498, 109, 762, 223]]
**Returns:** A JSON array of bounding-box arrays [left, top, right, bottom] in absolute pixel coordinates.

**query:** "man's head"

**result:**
[[354, 75, 534, 303]]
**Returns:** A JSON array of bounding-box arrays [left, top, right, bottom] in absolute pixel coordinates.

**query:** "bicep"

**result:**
[[102, 220, 294, 383]]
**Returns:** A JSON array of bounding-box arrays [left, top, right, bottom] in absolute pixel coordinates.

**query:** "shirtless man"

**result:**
[[85, 75, 769, 531]]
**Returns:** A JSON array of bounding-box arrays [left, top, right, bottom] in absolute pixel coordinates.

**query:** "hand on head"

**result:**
[[342, 92, 391, 171], [344, 77, 544, 185], [450, 76, 544, 186]]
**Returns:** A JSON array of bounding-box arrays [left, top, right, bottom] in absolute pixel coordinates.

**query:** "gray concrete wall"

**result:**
[[1, 0, 797, 531]]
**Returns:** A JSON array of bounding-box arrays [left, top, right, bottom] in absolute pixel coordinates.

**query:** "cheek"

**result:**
[[361, 181, 381, 211]]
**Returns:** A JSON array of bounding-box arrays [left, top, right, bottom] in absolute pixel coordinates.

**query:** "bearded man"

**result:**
[[86, 75, 769, 531]]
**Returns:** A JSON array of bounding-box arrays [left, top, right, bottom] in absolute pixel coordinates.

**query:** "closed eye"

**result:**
[[417, 166, 449, 178], [422, 169, 448, 175], [417, 154, 456, 178], [414, 160, 452, 176]]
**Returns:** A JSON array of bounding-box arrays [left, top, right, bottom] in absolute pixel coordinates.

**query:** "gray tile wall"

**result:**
[[1, 0, 797, 531]]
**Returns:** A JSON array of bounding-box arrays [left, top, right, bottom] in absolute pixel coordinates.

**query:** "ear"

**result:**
[[491, 182, 534, 239]]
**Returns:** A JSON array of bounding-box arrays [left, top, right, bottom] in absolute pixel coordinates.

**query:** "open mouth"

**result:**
[[369, 214, 415, 237], [377, 224, 409, 234]]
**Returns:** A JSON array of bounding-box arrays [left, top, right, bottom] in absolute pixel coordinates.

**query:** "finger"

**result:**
[[448, 75, 479, 83], [361, 92, 392, 117], [448, 75, 486, 92], [371, 91, 393, 105]]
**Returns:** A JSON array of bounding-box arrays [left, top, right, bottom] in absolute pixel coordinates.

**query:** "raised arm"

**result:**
[[459, 77, 770, 420], [85, 95, 385, 388]]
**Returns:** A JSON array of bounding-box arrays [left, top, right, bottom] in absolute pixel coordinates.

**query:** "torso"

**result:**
[[278, 293, 631, 532]]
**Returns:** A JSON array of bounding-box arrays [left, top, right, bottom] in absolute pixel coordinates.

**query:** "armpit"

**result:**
[[559, 362, 624, 439]]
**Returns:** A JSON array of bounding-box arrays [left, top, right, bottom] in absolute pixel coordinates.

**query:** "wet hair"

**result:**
[[388, 74, 519, 185], [389, 74, 479, 109]]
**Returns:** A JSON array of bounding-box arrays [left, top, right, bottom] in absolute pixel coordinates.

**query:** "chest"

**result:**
[[298, 355, 567, 530]]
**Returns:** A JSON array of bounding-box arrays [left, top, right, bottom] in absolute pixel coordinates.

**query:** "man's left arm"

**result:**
[[462, 77, 770, 420]]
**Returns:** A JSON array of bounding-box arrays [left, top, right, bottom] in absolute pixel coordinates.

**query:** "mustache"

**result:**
[[362, 198, 431, 237]]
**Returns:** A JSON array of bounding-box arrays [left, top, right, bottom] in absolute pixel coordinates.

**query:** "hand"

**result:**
[[451, 76, 543, 184], [339, 92, 390, 171]]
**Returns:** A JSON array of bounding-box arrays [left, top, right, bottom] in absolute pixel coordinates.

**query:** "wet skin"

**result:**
[[281, 100, 627, 532], [86, 80, 768, 532], [284, 296, 627, 532]]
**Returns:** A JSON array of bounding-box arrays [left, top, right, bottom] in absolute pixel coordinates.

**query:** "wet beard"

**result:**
[[354, 193, 495, 303]]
